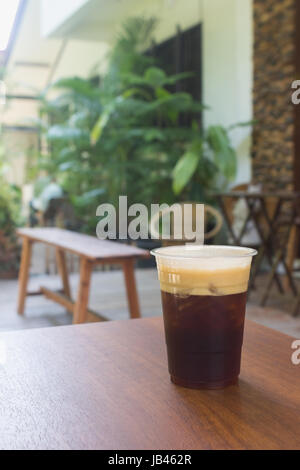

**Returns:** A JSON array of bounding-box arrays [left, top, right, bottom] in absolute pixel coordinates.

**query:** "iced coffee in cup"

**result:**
[[151, 245, 257, 389]]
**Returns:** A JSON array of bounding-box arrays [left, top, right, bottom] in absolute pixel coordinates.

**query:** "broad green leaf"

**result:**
[[155, 87, 171, 99], [144, 128, 165, 142], [69, 110, 89, 128], [122, 87, 151, 100], [207, 126, 237, 180], [144, 67, 166, 87], [123, 70, 194, 89], [163, 71, 194, 85], [190, 138, 203, 154], [51, 77, 100, 99], [172, 151, 200, 195], [90, 108, 111, 144], [73, 188, 106, 208], [122, 73, 150, 87], [58, 147, 77, 160], [59, 161, 77, 172], [227, 120, 256, 131]]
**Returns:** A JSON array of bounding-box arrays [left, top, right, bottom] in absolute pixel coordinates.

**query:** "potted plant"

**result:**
[[38, 17, 248, 244], [0, 179, 21, 278]]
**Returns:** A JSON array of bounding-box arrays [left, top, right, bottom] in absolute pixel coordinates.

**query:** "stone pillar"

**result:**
[[252, 0, 297, 191]]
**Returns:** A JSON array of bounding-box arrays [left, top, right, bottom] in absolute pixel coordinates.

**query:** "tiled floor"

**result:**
[[0, 241, 299, 337], [0, 266, 300, 338], [0, 268, 161, 331]]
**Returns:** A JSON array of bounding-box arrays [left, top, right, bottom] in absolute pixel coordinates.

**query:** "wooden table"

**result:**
[[1, 313, 299, 450], [17, 228, 149, 324]]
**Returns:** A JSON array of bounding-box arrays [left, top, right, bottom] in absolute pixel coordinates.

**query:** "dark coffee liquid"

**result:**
[[161, 291, 247, 389]]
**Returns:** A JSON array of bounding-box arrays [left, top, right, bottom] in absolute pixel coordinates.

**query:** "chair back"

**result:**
[[149, 202, 223, 245], [223, 184, 249, 225]]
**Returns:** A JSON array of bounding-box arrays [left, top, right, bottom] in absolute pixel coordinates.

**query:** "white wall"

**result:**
[[41, 0, 89, 37], [202, 0, 253, 184], [101, 0, 253, 184], [112, 0, 203, 44], [7, 0, 253, 187], [51, 40, 109, 83]]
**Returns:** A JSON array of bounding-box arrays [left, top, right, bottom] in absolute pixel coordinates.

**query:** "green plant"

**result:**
[[37, 76, 105, 232], [39, 17, 248, 233], [0, 139, 22, 277]]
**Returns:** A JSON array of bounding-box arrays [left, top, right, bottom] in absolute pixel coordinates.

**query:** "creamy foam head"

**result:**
[[151, 245, 256, 296]]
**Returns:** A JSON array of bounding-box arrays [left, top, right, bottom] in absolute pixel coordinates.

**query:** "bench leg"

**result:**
[[122, 259, 141, 319], [73, 258, 93, 324], [56, 248, 71, 299], [17, 238, 33, 315]]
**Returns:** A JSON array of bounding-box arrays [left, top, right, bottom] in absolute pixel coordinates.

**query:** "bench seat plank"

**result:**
[[17, 228, 149, 260]]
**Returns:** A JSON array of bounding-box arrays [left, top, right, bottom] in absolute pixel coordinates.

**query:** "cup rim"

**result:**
[[150, 245, 257, 260]]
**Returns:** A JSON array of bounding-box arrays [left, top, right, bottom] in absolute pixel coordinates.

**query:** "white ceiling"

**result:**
[[2, 0, 202, 127], [6, 0, 64, 94], [2, 0, 110, 126], [46, 0, 202, 44]]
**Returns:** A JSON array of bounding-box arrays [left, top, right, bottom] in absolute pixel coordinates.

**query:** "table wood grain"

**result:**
[[0, 312, 299, 450]]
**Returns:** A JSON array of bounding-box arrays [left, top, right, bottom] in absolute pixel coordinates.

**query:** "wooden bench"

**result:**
[[17, 228, 150, 324]]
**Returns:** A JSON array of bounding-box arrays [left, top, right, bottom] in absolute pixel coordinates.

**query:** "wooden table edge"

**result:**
[[1, 315, 296, 341], [0, 314, 298, 450]]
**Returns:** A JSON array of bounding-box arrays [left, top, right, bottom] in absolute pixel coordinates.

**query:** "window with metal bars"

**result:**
[[149, 23, 202, 127]]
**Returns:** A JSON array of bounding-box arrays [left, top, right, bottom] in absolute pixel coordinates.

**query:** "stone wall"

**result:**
[[252, 0, 296, 191]]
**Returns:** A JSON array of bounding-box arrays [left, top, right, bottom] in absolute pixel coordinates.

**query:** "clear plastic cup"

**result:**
[[151, 245, 257, 389]]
